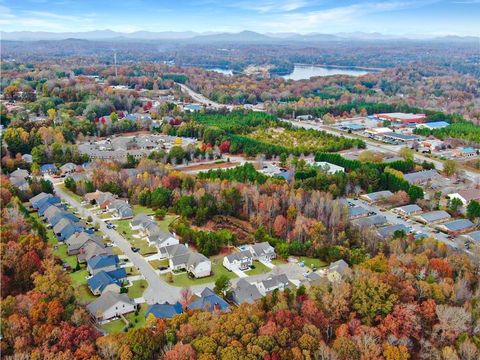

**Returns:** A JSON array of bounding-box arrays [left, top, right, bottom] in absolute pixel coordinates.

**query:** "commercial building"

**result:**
[[374, 113, 426, 124]]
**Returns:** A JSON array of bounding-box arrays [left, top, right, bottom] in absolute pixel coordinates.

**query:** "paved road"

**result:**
[[177, 83, 233, 110]]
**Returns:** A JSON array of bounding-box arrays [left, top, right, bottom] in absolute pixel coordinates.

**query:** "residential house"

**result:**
[[38, 202, 66, 217], [46, 210, 78, 228], [403, 169, 439, 185], [145, 302, 183, 319], [130, 214, 151, 232], [325, 259, 350, 282], [84, 190, 116, 208], [351, 214, 388, 228], [40, 164, 58, 174], [148, 230, 179, 250], [9, 175, 29, 190], [77, 241, 113, 263], [186, 252, 212, 278], [223, 250, 253, 271], [415, 210, 451, 224], [87, 291, 136, 322], [188, 288, 230, 313], [231, 278, 263, 305], [60, 162, 76, 176], [30, 192, 60, 210], [312, 161, 345, 174], [161, 244, 212, 278], [66, 232, 103, 255], [10, 168, 29, 179], [393, 204, 422, 217], [461, 231, 480, 244], [257, 274, 291, 295], [437, 219, 475, 235], [107, 200, 133, 218], [248, 242, 276, 262], [21, 154, 33, 163], [87, 268, 126, 295], [53, 218, 83, 241], [448, 189, 480, 206], [360, 190, 394, 203], [376, 224, 411, 238], [349, 206, 369, 219], [87, 254, 120, 275]]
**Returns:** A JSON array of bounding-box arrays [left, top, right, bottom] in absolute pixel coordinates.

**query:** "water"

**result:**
[[282, 65, 369, 80], [208, 68, 233, 76]]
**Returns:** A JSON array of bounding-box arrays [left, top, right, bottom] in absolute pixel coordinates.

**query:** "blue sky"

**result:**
[[1, 0, 479, 35]]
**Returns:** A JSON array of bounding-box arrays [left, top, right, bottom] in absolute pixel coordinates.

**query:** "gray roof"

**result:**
[[403, 170, 438, 184], [441, 219, 475, 232], [232, 279, 263, 304], [86, 291, 134, 317], [186, 252, 210, 268], [349, 206, 369, 218], [10, 168, 29, 179], [384, 132, 419, 141], [225, 250, 253, 263], [377, 224, 410, 238], [417, 210, 451, 223], [161, 243, 189, 258], [66, 232, 101, 251], [148, 230, 176, 246], [260, 274, 290, 291], [364, 190, 393, 201], [78, 241, 112, 262], [249, 242, 275, 258], [394, 204, 422, 214], [328, 259, 349, 275], [53, 218, 74, 234], [351, 214, 387, 228], [131, 214, 151, 227]]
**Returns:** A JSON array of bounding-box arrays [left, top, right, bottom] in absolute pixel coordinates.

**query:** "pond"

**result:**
[[282, 64, 369, 80]]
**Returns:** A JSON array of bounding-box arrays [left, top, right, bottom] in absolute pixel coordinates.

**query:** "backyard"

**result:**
[[113, 220, 157, 256], [101, 304, 148, 334], [299, 256, 328, 269], [58, 183, 84, 203]]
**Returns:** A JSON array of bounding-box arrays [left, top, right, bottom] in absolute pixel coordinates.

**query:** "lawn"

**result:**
[[69, 268, 96, 304], [127, 279, 148, 298], [112, 246, 124, 256], [126, 266, 140, 276], [244, 261, 271, 276], [162, 259, 237, 287], [101, 304, 148, 334], [132, 205, 154, 216], [113, 220, 157, 256], [52, 242, 78, 268], [149, 259, 169, 269], [156, 215, 178, 232], [58, 184, 84, 203], [299, 257, 328, 269]]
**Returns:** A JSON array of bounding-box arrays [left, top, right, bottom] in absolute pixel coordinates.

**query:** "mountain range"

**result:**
[[1, 29, 478, 43]]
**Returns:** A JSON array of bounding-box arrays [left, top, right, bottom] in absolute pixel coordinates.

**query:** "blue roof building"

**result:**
[[30, 192, 60, 209], [145, 302, 183, 319], [87, 254, 120, 275], [87, 268, 127, 295], [189, 288, 230, 312], [417, 121, 450, 130]]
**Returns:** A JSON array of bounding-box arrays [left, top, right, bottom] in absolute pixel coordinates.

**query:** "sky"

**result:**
[[1, 0, 479, 36]]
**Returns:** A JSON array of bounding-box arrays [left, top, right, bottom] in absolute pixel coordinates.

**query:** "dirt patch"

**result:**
[[203, 215, 255, 244]]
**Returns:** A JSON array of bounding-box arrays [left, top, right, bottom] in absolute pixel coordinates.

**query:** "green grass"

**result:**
[[58, 184, 83, 203], [132, 205, 154, 216], [127, 280, 148, 298], [113, 220, 157, 256], [156, 214, 178, 232], [98, 212, 113, 219], [112, 246, 124, 256], [101, 304, 148, 334], [244, 261, 271, 276], [162, 259, 237, 287], [299, 257, 327, 269], [52, 243, 78, 268], [149, 259, 169, 268], [126, 266, 140, 276]]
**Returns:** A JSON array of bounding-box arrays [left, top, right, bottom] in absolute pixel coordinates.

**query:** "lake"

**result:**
[[282, 65, 369, 80]]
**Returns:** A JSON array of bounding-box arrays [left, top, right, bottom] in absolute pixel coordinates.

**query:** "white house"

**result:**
[[326, 259, 350, 282], [186, 252, 211, 278], [248, 242, 276, 262], [149, 230, 179, 251], [448, 189, 480, 206], [223, 250, 253, 271], [86, 291, 136, 322], [161, 244, 211, 278], [257, 274, 291, 295]]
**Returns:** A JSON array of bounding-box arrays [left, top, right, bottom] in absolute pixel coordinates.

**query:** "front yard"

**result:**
[[162, 258, 237, 287], [244, 261, 271, 276], [299, 256, 328, 269], [113, 220, 157, 256], [149, 259, 169, 269], [127, 279, 148, 298]]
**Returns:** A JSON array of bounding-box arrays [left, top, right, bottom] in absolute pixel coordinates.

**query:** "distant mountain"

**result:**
[[1, 29, 478, 43]]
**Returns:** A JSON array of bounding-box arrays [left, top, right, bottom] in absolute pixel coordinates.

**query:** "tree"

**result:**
[[398, 147, 414, 161], [443, 160, 458, 177], [466, 200, 480, 220], [214, 275, 230, 294], [448, 197, 463, 215]]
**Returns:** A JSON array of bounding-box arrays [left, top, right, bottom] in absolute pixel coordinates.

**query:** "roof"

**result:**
[[351, 214, 387, 228], [340, 123, 365, 130], [78, 241, 112, 262], [87, 291, 134, 317], [53, 218, 74, 234], [462, 231, 480, 243], [383, 132, 419, 141], [160, 243, 189, 258], [441, 219, 475, 232], [189, 288, 229, 312], [417, 210, 451, 222], [394, 204, 422, 214], [232, 278, 263, 304], [60, 162, 76, 172], [87, 254, 119, 270], [149, 230, 176, 246], [349, 206, 369, 218], [225, 250, 253, 263], [328, 259, 350, 274], [403, 170, 439, 184], [145, 302, 183, 319], [453, 189, 480, 202], [131, 214, 151, 227], [249, 242, 275, 257], [260, 274, 290, 291], [66, 231, 98, 249], [377, 224, 410, 238], [418, 121, 450, 129], [364, 190, 393, 201], [31, 192, 60, 209], [186, 252, 210, 268], [376, 113, 425, 121], [87, 270, 121, 293], [40, 164, 58, 172], [10, 168, 29, 179], [10, 176, 28, 188]]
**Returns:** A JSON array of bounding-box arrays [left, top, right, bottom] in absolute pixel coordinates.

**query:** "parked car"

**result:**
[[131, 247, 140, 253]]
